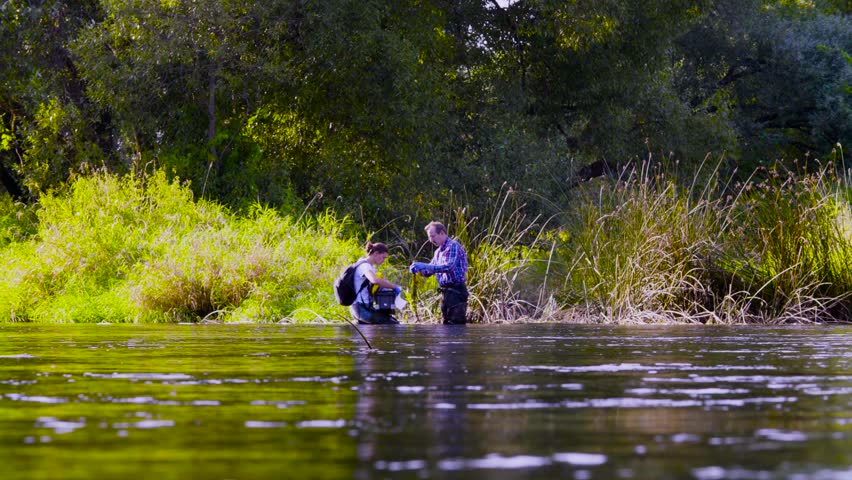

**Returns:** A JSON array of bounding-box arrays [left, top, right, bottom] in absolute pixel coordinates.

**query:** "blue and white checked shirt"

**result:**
[[430, 237, 468, 287]]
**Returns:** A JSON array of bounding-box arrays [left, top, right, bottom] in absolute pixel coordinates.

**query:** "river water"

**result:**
[[0, 324, 850, 479]]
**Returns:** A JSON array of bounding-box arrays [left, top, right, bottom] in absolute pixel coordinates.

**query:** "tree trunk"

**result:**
[[207, 66, 219, 173]]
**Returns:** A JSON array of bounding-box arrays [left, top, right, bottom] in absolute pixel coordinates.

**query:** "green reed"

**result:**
[[406, 185, 558, 323], [721, 161, 852, 322], [553, 153, 852, 324], [554, 158, 725, 323]]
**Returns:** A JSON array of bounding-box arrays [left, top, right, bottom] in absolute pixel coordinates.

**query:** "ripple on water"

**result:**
[[755, 429, 809, 442], [396, 386, 425, 394], [289, 376, 348, 383], [0, 379, 37, 386], [106, 396, 181, 405], [625, 387, 752, 397], [514, 364, 777, 374], [174, 378, 252, 385], [374, 459, 427, 472], [693, 466, 852, 480], [552, 452, 608, 466], [34, 417, 85, 434], [468, 401, 558, 410], [646, 374, 852, 385], [0, 354, 36, 359], [245, 420, 288, 428], [295, 419, 347, 428], [102, 396, 223, 407], [439, 454, 552, 471], [436, 452, 607, 471], [249, 400, 306, 408], [504, 384, 539, 391], [112, 420, 176, 429], [5, 393, 67, 404], [83, 373, 194, 381]]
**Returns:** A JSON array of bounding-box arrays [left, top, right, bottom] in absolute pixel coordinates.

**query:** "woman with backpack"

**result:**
[[350, 242, 402, 324]]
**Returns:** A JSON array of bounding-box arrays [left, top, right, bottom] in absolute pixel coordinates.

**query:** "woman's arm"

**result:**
[[364, 270, 398, 289]]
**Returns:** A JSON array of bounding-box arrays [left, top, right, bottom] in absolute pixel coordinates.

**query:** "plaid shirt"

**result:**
[[430, 237, 468, 287]]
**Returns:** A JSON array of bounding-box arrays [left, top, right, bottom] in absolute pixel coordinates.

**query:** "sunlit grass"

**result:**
[[405, 185, 560, 324], [0, 171, 361, 323], [720, 161, 852, 322], [552, 155, 852, 323], [554, 158, 724, 323]]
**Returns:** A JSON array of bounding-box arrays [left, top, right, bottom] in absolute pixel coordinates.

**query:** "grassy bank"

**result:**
[[551, 156, 852, 323], [0, 157, 850, 324], [0, 172, 364, 323]]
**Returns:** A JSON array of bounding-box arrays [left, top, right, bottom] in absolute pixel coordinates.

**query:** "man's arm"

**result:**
[[427, 242, 460, 275]]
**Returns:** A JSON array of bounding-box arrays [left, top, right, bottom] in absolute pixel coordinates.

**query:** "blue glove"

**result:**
[[409, 262, 428, 274], [393, 286, 402, 296]]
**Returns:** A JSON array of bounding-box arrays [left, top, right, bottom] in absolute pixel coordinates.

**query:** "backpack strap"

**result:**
[[353, 260, 371, 301]]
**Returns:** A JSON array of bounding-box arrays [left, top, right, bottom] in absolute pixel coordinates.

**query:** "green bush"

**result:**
[[0, 196, 37, 248], [0, 171, 363, 323]]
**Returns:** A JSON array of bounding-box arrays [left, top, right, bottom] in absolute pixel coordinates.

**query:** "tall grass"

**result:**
[[0, 195, 37, 248], [0, 171, 362, 323], [721, 162, 852, 322], [553, 156, 852, 323], [555, 159, 725, 323]]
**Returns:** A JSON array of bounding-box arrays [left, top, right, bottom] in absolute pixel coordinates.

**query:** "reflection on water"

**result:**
[[0, 324, 850, 479]]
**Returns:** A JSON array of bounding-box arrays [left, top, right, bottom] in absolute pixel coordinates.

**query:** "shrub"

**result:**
[[0, 171, 363, 323]]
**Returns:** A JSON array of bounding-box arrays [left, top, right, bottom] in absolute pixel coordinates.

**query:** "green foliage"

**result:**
[[0, 0, 106, 196], [69, 0, 453, 213], [673, 2, 851, 164], [555, 159, 724, 323], [2, 0, 850, 227], [721, 163, 852, 320], [0, 195, 36, 248], [0, 171, 361, 323]]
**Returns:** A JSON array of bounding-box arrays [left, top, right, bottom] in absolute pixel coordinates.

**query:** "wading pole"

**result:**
[[339, 314, 373, 350]]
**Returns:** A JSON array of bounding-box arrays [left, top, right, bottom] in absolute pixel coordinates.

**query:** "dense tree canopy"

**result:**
[[0, 0, 849, 223]]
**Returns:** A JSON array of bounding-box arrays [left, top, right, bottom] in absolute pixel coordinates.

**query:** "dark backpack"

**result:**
[[333, 260, 369, 306]]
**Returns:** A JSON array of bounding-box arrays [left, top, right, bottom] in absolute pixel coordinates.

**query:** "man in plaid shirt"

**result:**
[[409, 221, 469, 324]]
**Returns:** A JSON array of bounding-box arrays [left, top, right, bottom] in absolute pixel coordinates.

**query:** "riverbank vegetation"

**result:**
[[0, 158, 849, 324], [0, 1, 849, 323]]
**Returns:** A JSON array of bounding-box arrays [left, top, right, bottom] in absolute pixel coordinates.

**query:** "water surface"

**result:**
[[1, 324, 850, 479]]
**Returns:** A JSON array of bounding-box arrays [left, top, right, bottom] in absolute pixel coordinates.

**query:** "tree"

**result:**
[[0, 0, 105, 198], [72, 0, 299, 200], [674, 0, 851, 166], [416, 0, 729, 208], [1, 0, 848, 224], [72, 0, 455, 211], [249, 0, 455, 213]]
